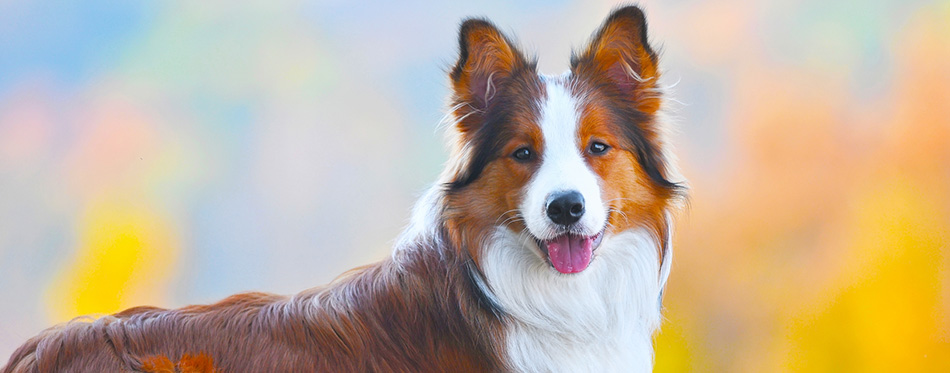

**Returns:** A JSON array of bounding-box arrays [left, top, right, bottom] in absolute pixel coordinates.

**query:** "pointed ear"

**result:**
[[572, 6, 661, 114], [450, 19, 528, 110]]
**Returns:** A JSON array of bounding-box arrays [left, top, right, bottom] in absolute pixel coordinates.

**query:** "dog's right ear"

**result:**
[[450, 19, 528, 111]]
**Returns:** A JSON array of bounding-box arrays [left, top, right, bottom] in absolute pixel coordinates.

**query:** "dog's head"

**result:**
[[442, 6, 682, 274]]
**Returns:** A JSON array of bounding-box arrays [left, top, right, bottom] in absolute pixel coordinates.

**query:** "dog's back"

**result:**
[[5, 293, 291, 372], [3, 248, 505, 372]]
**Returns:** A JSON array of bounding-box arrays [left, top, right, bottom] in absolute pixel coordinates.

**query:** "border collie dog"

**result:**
[[4, 5, 684, 372]]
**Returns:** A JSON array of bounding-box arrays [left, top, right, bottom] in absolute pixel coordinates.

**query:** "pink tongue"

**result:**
[[546, 235, 594, 274]]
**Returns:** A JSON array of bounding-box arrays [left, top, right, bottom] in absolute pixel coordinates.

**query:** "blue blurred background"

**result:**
[[2, 1, 949, 371]]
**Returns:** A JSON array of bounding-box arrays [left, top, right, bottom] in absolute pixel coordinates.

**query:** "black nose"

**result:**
[[546, 191, 585, 226]]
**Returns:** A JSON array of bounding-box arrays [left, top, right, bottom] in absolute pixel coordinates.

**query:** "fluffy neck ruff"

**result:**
[[394, 187, 672, 372]]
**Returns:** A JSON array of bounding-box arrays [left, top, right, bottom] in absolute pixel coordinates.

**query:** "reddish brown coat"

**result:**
[[2, 241, 506, 372]]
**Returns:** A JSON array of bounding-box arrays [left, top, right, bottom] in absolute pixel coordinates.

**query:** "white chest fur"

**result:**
[[480, 228, 665, 372]]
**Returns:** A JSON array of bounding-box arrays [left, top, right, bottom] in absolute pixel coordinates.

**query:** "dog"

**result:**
[[3, 5, 684, 372]]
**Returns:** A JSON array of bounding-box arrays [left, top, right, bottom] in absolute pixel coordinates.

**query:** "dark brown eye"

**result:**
[[512, 147, 533, 161], [589, 141, 610, 155]]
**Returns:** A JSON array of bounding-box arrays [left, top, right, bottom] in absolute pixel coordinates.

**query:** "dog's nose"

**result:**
[[546, 191, 585, 226]]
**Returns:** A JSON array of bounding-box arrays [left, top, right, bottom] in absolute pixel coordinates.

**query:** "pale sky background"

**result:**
[[2, 1, 948, 370]]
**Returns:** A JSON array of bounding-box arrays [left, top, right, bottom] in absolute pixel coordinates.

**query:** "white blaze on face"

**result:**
[[520, 76, 607, 241]]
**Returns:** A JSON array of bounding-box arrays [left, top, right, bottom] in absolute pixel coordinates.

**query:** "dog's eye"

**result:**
[[512, 147, 533, 161], [589, 141, 610, 155]]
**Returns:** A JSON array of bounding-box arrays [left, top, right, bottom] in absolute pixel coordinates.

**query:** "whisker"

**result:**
[[493, 208, 522, 226]]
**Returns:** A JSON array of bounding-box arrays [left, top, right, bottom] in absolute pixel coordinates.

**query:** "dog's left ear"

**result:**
[[572, 6, 661, 114]]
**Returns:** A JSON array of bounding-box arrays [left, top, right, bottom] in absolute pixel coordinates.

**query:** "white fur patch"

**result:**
[[393, 185, 444, 252], [480, 227, 663, 372], [520, 76, 607, 240]]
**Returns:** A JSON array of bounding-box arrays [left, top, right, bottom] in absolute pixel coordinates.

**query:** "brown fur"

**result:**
[[141, 353, 216, 373], [2, 241, 506, 372], [445, 17, 545, 265], [572, 84, 675, 262], [571, 6, 680, 262]]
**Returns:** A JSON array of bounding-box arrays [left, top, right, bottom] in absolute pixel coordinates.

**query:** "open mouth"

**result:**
[[535, 230, 605, 274]]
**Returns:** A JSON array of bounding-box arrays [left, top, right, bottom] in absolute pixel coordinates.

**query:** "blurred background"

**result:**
[[1, 0, 948, 370]]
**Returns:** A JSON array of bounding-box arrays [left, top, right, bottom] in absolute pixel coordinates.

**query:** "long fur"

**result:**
[[3, 5, 684, 372], [3, 233, 507, 372]]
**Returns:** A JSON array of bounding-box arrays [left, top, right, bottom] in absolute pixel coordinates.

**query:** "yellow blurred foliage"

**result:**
[[778, 180, 950, 372], [655, 309, 707, 372], [655, 2, 950, 371], [44, 198, 178, 322]]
